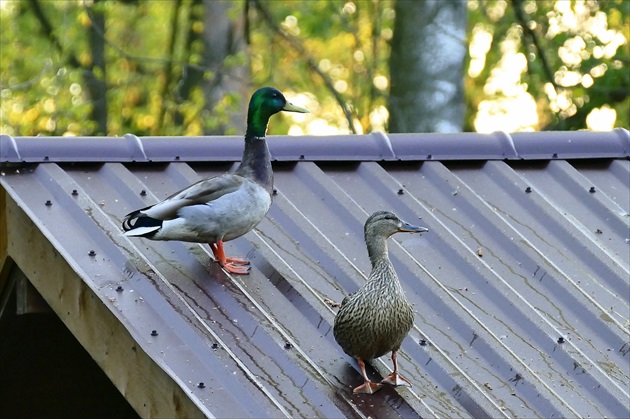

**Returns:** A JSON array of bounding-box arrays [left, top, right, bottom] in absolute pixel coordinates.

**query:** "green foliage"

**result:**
[[0, 0, 627, 136], [247, 0, 396, 134], [466, 0, 629, 131], [0, 1, 211, 136]]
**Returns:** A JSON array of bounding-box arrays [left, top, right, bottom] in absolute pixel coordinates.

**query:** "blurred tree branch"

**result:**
[[174, 0, 204, 126], [251, 0, 357, 133], [30, 0, 107, 134], [29, 0, 81, 68], [511, 0, 558, 91], [2, 60, 51, 90], [155, 0, 183, 135], [83, 3, 215, 76], [85, 0, 108, 134], [366, 0, 381, 120], [347, 0, 381, 133]]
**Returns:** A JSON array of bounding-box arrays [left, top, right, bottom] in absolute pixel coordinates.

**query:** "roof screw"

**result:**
[[71, 189, 78, 196], [299, 154, 305, 160], [151, 330, 159, 337], [284, 342, 293, 350], [211, 343, 218, 349], [197, 382, 205, 389], [557, 337, 564, 344], [552, 153, 558, 158], [427, 154, 432, 160], [44, 156, 49, 161], [419, 339, 427, 346], [88, 250, 96, 257], [398, 189, 404, 195], [589, 187, 596, 193], [175, 155, 180, 160], [525, 187, 532, 193], [272, 188, 278, 196], [45, 200, 52, 206], [115, 286, 124, 292], [140, 189, 147, 196]]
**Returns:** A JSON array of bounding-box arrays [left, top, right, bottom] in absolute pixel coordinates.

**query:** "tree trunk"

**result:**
[[201, 0, 249, 134], [154, 0, 183, 135], [85, 0, 107, 135], [388, 0, 467, 133], [174, 0, 204, 126]]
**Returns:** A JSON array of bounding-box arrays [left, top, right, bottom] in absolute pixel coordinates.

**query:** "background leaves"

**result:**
[[1, 0, 627, 136]]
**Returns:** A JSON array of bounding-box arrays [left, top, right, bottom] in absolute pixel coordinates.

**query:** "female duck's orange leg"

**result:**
[[210, 241, 250, 275], [353, 358, 383, 394], [381, 351, 412, 387]]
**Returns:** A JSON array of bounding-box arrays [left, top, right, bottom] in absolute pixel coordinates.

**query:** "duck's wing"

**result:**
[[126, 174, 244, 222]]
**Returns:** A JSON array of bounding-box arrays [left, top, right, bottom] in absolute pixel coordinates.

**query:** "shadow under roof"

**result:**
[[1, 130, 629, 418]]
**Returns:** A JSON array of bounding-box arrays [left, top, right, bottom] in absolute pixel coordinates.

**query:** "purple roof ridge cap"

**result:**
[[1, 134, 21, 161], [138, 135, 244, 162], [370, 131, 397, 159], [2, 129, 628, 163], [613, 127, 630, 155], [123, 133, 148, 162], [267, 134, 394, 161], [491, 131, 519, 159], [510, 128, 630, 159], [388, 131, 513, 160], [2, 135, 144, 163]]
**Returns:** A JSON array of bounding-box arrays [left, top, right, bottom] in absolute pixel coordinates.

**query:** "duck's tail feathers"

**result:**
[[124, 225, 161, 237], [122, 211, 162, 237]]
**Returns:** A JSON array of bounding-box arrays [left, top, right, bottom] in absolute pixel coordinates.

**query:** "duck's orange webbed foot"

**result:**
[[225, 255, 250, 265], [210, 241, 251, 275], [353, 358, 383, 394], [353, 381, 383, 394], [381, 373, 411, 387], [222, 262, 251, 275], [381, 350, 411, 387]]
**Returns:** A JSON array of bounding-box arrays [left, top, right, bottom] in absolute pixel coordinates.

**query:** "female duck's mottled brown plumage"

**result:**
[[334, 211, 428, 394]]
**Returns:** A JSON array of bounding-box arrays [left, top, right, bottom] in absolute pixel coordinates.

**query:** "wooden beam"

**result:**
[[16, 270, 52, 314], [0, 188, 9, 298], [4, 193, 203, 418]]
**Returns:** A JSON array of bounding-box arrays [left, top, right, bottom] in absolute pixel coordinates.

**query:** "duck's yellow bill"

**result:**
[[283, 101, 310, 113]]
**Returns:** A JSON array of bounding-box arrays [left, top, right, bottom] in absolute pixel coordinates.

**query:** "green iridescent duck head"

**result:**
[[247, 87, 309, 137]]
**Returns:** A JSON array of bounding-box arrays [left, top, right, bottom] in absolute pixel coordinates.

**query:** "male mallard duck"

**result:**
[[333, 211, 428, 394], [122, 87, 309, 274]]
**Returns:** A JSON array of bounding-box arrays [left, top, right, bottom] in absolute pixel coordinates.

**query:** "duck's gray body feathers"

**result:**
[[122, 109, 275, 244]]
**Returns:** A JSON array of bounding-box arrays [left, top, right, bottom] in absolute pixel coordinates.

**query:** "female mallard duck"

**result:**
[[122, 87, 309, 275], [334, 211, 428, 394]]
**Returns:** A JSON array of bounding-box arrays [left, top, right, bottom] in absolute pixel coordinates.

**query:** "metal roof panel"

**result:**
[[1, 132, 628, 418]]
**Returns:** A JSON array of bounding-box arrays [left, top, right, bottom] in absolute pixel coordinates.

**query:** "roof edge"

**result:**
[[1, 129, 628, 163]]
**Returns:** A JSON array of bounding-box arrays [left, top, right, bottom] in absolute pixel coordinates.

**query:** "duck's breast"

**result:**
[[334, 290, 414, 360]]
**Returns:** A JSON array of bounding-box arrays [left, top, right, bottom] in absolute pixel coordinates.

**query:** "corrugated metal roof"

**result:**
[[1, 130, 629, 418]]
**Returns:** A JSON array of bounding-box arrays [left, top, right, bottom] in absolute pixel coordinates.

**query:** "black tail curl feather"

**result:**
[[122, 212, 163, 232]]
